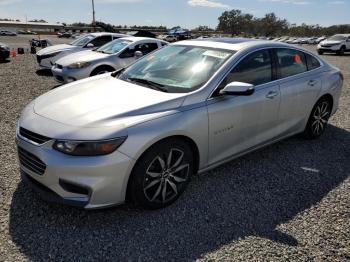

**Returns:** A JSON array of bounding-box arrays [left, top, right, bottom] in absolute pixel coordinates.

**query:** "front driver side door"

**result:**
[[207, 49, 281, 165]]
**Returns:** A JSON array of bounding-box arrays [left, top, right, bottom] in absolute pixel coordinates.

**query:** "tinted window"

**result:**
[[305, 53, 321, 71], [276, 49, 307, 78], [89, 35, 112, 47], [221, 49, 272, 88]]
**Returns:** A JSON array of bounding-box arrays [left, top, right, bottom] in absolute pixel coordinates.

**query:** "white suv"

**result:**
[[317, 34, 350, 55]]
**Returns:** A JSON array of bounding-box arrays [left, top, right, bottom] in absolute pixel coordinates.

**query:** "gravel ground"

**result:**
[[0, 36, 349, 261]]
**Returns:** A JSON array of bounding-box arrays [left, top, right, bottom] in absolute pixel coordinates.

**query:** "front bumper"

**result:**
[[36, 54, 59, 69], [51, 65, 91, 83], [317, 45, 341, 52], [16, 131, 135, 209]]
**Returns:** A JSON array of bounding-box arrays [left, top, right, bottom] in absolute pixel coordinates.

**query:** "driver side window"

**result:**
[[215, 49, 272, 95]]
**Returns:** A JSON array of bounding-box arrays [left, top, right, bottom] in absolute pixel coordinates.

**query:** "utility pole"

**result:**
[[92, 0, 96, 26]]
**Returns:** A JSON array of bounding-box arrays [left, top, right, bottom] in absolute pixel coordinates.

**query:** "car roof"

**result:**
[[333, 34, 350, 37], [174, 38, 293, 52], [89, 32, 129, 37], [115, 36, 167, 43]]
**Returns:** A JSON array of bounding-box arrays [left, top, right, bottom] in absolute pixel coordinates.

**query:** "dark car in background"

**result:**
[[58, 32, 73, 38], [0, 42, 10, 61]]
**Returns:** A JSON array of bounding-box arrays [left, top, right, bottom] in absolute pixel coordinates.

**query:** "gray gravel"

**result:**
[[0, 36, 349, 261]]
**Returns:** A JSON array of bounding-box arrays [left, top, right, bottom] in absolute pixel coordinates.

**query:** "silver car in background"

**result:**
[[51, 37, 168, 83], [17, 38, 343, 210], [36, 32, 128, 68]]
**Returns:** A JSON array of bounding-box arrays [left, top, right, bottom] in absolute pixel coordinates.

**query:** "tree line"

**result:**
[[216, 9, 350, 37]]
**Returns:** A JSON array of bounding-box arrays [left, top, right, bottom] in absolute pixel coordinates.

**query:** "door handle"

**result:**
[[308, 80, 317, 86], [266, 90, 279, 99]]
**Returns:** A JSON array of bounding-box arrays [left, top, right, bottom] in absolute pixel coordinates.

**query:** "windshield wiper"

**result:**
[[111, 67, 126, 78], [127, 77, 168, 93]]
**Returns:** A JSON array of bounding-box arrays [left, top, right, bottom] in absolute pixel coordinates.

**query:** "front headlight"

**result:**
[[53, 137, 127, 156], [67, 61, 91, 69]]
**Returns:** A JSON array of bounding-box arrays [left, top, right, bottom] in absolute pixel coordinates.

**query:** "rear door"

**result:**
[[274, 48, 322, 134], [207, 49, 281, 165]]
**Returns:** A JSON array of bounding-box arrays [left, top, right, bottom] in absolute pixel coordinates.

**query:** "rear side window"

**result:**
[[276, 49, 307, 78], [223, 49, 272, 86], [305, 53, 321, 71]]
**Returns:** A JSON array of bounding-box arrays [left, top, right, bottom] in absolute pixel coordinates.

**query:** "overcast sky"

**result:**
[[0, 0, 348, 29]]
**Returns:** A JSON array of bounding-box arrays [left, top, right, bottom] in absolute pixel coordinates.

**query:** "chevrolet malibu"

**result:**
[[36, 32, 128, 69], [17, 38, 343, 209], [51, 37, 167, 83]]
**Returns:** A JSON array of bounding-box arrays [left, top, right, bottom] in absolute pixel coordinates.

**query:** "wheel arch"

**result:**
[[318, 93, 334, 111], [90, 64, 116, 76]]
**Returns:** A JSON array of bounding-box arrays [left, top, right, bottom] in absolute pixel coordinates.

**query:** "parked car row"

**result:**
[[17, 37, 343, 210], [36, 32, 168, 83]]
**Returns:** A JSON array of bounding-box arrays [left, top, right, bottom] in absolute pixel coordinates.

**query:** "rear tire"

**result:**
[[128, 139, 194, 209], [302, 97, 332, 139]]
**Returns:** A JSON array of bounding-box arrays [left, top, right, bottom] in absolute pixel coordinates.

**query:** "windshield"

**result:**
[[97, 39, 131, 54], [328, 35, 346, 41], [118, 45, 234, 93], [70, 35, 94, 46]]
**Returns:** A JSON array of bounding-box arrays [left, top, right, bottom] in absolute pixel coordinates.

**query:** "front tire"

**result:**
[[317, 50, 324, 55], [128, 139, 194, 209], [90, 66, 114, 76], [303, 97, 332, 139], [337, 46, 346, 56]]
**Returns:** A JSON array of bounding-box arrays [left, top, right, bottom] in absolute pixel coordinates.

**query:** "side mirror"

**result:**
[[220, 82, 255, 96], [134, 51, 143, 59], [86, 43, 94, 48]]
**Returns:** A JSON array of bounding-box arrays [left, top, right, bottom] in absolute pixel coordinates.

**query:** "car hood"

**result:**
[[56, 50, 109, 66], [33, 75, 187, 128], [37, 44, 77, 55]]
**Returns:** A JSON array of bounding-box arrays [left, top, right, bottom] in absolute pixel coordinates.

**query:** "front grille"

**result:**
[[19, 127, 51, 144], [18, 147, 46, 175], [36, 53, 56, 64]]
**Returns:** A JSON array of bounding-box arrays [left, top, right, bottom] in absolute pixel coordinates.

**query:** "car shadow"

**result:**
[[35, 68, 52, 76], [321, 53, 350, 57], [9, 125, 350, 261]]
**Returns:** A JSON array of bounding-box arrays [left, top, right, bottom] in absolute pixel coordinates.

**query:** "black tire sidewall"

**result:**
[[303, 98, 331, 139], [91, 66, 113, 76], [129, 139, 194, 209]]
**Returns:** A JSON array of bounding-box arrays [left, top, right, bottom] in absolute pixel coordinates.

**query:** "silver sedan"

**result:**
[[17, 38, 343, 209], [51, 37, 168, 83]]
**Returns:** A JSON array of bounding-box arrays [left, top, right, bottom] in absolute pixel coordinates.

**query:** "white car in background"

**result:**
[[52, 37, 168, 83], [317, 34, 350, 55], [36, 32, 128, 69]]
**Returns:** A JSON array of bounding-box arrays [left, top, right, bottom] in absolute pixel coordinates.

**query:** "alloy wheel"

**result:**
[[143, 148, 189, 204], [311, 101, 330, 136]]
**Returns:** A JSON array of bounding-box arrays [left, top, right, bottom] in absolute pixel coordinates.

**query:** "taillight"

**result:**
[[339, 71, 344, 81]]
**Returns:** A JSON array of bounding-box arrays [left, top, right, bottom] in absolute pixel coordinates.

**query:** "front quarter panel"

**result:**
[[118, 103, 209, 171]]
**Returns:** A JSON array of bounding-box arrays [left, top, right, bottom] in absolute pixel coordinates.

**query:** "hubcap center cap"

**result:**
[[162, 170, 171, 178]]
